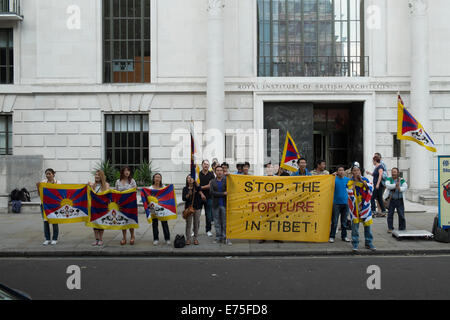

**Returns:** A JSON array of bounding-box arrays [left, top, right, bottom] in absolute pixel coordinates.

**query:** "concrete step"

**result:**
[[419, 195, 438, 206]]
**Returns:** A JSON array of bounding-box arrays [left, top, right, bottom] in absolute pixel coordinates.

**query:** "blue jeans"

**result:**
[[201, 198, 213, 233], [330, 204, 349, 239], [351, 222, 373, 249], [388, 199, 406, 231], [42, 206, 59, 241], [44, 221, 59, 241], [213, 206, 226, 241]]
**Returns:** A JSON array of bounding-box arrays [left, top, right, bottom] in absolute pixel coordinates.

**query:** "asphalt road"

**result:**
[[0, 255, 449, 300]]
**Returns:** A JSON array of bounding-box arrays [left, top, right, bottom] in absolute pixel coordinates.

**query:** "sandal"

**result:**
[[186, 240, 191, 245], [120, 239, 127, 246], [130, 238, 135, 245], [92, 240, 99, 246], [194, 239, 199, 245], [97, 240, 104, 246]]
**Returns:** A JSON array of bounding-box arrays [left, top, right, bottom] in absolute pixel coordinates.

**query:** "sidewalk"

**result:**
[[0, 200, 448, 257]]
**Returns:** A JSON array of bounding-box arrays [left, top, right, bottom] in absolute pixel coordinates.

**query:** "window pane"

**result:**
[[121, 115, 127, 132], [106, 115, 113, 131], [0, 133, 5, 149], [114, 115, 121, 131], [104, 0, 111, 18], [142, 115, 149, 131], [106, 132, 113, 146], [134, 115, 141, 131], [144, 0, 151, 18], [0, 117, 5, 131], [128, 115, 135, 132]]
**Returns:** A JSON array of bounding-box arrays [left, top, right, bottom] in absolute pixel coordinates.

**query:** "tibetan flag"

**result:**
[[141, 185, 177, 223], [40, 184, 89, 224], [190, 122, 200, 184], [280, 131, 301, 172], [86, 188, 139, 230], [397, 95, 437, 152]]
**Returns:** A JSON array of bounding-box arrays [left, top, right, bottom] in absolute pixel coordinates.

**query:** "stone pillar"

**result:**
[[409, 0, 430, 192], [205, 0, 225, 161]]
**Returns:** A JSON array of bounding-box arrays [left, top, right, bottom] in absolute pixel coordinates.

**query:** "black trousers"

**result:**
[[152, 218, 170, 241], [371, 185, 386, 213]]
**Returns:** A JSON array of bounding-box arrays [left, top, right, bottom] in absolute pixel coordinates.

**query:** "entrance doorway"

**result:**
[[264, 102, 364, 173]]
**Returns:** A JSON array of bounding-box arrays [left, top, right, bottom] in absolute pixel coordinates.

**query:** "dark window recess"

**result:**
[[0, 29, 13, 84], [105, 114, 149, 173], [257, 0, 367, 77], [103, 0, 151, 83], [0, 114, 12, 155]]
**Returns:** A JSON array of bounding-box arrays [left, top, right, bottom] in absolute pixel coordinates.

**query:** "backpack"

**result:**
[[10, 189, 21, 201], [11, 200, 22, 213], [174, 234, 186, 248], [20, 188, 31, 202]]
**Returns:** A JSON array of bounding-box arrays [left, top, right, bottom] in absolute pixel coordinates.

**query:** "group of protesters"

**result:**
[[36, 153, 408, 252]]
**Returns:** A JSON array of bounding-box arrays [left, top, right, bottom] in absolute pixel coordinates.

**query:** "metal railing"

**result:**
[[0, 0, 20, 15], [258, 56, 369, 77]]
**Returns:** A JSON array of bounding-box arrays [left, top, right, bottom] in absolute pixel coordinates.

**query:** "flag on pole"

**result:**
[[141, 185, 177, 223], [397, 95, 437, 153], [280, 131, 301, 172], [190, 122, 200, 184], [40, 184, 89, 224]]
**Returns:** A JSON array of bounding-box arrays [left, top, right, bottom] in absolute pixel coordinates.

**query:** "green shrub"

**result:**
[[92, 160, 120, 185]]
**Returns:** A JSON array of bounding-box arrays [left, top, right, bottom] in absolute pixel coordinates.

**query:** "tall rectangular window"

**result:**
[[258, 0, 366, 77], [0, 114, 12, 155], [105, 114, 149, 172], [0, 29, 13, 84], [103, 0, 151, 83]]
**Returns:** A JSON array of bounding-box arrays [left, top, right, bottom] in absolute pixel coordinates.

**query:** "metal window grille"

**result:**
[[103, 0, 151, 83], [0, 29, 13, 84], [0, 114, 12, 155], [105, 114, 149, 172], [257, 0, 367, 77]]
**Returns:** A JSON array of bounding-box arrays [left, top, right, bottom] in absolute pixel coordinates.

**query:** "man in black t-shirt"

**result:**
[[199, 160, 216, 237]]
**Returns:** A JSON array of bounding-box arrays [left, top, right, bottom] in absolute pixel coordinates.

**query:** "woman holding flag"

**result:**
[[88, 170, 110, 246], [150, 173, 171, 246], [183, 174, 204, 245], [115, 167, 137, 245], [36, 168, 61, 246]]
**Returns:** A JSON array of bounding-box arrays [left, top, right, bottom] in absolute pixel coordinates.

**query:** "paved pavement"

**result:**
[[0, 200, 448, 257]]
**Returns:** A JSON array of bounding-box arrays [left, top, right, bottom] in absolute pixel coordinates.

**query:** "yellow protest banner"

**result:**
[[439, 156, 450, 229], [226, 174, 335, 242]]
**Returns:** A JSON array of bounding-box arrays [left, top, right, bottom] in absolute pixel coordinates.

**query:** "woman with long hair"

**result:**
[[115, 167, 137, 245], [88, 170, 110, 246], [150, 173, 171, 245], [36, 168, 61, 246], [182, 174, 204, 245]]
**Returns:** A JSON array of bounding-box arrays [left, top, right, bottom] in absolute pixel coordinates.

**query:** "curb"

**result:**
[[1, 249, 450, 258]]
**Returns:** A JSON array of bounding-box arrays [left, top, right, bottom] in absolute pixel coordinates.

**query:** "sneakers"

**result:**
[[387, 230, 393, 234], [365, 244, 377, 251], [42, 240, 50, 246], [166, 240, 171, 245], [342, 237, 351, 242], [329, 238, 335, 243], [51, 240, 58, 245], [153, 240, 159, 246], [226, 239, 232, 246], [207, 231, 213, 237], [352, 247, 359, 253]]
